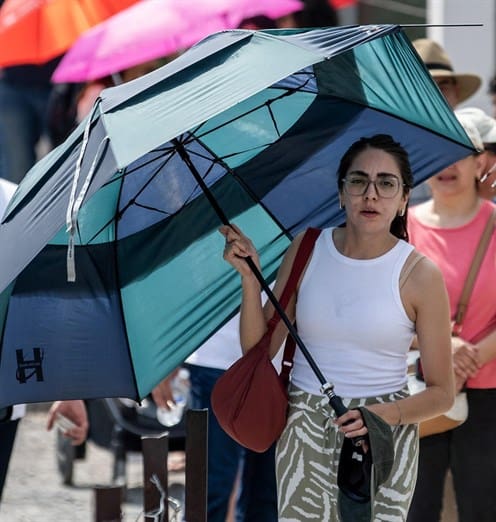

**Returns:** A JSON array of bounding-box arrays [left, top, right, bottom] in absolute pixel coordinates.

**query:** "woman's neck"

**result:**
[[426, 192, 481, 228], [333, 227, 397, 259]]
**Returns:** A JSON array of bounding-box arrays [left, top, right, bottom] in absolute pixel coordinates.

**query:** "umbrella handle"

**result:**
[[324, 384, 368, 448]]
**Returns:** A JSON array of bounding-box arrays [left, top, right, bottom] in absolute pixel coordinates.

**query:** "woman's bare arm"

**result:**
[[368, 256, 455, 425], [220, 224, 305, 357]]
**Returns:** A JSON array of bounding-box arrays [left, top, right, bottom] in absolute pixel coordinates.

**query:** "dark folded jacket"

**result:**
[[338, 407, 395, 521]]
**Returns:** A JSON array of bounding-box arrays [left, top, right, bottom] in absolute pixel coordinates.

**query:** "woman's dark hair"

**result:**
[[337, 134, 414, 241]]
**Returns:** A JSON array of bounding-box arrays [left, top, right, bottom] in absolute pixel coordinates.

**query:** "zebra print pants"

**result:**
[[276, 385, 418, 521]]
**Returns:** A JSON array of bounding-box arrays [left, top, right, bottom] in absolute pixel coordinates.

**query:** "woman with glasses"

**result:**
[[220, 134, 454, 521], [407, 115, 496, 522]]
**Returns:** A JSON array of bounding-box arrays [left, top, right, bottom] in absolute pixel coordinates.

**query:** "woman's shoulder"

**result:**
[[290, 226, 329, 247], [402, 247, 443, 289], [286, 228, 321, 257], [480, 198, 496, 216], [401, 248, 447, 318], [275, 228, 325, 291], [469, 199, 496, 235]]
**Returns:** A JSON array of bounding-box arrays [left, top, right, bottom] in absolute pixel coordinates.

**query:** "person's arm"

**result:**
[[453, 328, 496, 387], [220, 224, 305, 358], [450, 335, 480, 391], [150, 370, 179, 409], [368, 257, 455, 425], [475, 329, 496, 365], [46, 400, 88, 445]]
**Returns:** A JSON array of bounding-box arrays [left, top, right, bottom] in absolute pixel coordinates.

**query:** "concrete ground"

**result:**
[[1, 404, 185, 521], [1, 405, 457, 521]]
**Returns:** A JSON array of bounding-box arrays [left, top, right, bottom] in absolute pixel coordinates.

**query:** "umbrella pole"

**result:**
[[174, 140, 364, 443]]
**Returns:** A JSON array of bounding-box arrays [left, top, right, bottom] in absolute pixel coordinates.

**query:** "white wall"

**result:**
[[427, 0, 495, 113]]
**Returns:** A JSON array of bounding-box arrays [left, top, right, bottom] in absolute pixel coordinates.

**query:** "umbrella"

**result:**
[[193, 0, 304, 26], [0, 0, 140, 67], [51, 0, 304, 83], [0, 178, 16, 216], [0, 25, 475, 409]]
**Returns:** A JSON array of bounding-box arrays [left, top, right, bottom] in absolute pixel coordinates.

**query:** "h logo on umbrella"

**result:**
[[16, 348, 44, 384]]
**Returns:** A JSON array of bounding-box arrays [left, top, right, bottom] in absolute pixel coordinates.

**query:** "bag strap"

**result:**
[[399, 249, 425, 289], [453, 208, 496, 335], [266, 228, 322, 331], [276, 228, 321, 386]]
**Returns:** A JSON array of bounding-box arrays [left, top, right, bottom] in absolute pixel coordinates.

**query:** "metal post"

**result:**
[[111, 424, 127, 485], [142, 432, 169, 522], [93, 485, 124, 522], [185, 409, 208, 522]]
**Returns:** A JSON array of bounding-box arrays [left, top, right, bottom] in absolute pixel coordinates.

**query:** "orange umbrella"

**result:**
[[0, 0, 140, 66]]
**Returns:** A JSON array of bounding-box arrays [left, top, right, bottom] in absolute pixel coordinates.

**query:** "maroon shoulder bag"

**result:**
[[211, 228, 321, 452]]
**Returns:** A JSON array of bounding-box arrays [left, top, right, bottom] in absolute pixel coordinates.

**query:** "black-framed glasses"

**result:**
[[343, 172, 404, 198]]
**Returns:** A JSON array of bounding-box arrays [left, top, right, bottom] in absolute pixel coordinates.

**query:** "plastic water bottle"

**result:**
[[156, 368, 190, 427]]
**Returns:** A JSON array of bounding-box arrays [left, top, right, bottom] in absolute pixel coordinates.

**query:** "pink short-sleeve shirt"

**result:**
[[408, 200, 496, 389]]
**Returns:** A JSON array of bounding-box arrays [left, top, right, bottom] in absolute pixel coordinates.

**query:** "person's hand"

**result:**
[[151, 370, 178, 410], [334, 409, 369, 453], [452, 338, 481, 381], [46, 400, 88, 446], [219, 223, 260, 278], [454, 373, 466, 393], [479, 165, 496, 201]]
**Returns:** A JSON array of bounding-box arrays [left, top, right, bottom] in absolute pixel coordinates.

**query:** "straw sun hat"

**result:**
[[413, 38, 481, 104]]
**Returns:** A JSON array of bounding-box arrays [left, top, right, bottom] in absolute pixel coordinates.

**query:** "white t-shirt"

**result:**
[[186, 289, 283, 371], [185, 313, 243, 370]]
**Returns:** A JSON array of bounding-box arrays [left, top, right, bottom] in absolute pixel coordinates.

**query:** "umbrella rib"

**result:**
[[189, 135, 294, 240], [100, 146, 177, 189], [173, 137, 230, 225], [86, 143, 224, 244], [184, 144, 272, 164], [85, 152, 177, 244], [184, 75, 314, 141], [194, 83, 309, 141], [227, 168, 293, 238], [130, 201, 170, 215], [266, 103, 282, 138], [184, 81, 315, 164]]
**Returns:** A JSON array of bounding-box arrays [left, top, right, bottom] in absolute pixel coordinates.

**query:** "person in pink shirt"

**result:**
[[407, 115, 496, 522]]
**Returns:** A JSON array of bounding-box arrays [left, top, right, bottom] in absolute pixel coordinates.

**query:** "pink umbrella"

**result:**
[[195, 0, 304, 27], [52, 0, 303, 83]]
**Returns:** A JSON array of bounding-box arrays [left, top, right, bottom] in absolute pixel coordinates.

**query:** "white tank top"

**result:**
[[293, 228, 415, 398]]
